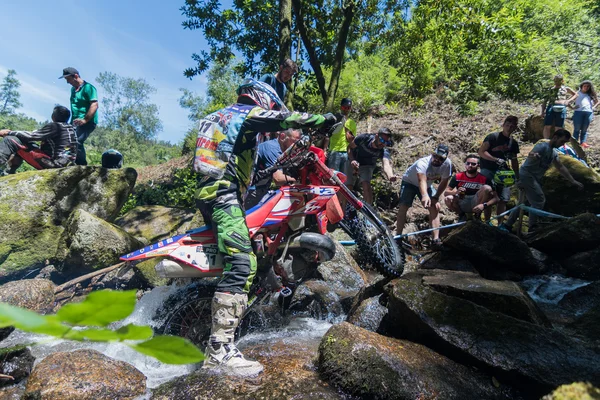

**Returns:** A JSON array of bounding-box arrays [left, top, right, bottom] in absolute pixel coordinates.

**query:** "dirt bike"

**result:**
[[119, 134, 403, 348]]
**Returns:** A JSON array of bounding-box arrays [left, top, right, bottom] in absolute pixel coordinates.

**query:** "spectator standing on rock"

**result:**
[[59, 67, 98, 166], [568, 80, 599, 148], [499, 129, 583, 233], [259, 59, 298, 102], [323, 98, 357, 173], [444, 154, 499, 221], [0, 105, 77, 175], [478, 115, 520, 224], [346, 128, 398, 205], [396, 144, 452, 247], [541, 74, 575, 139]]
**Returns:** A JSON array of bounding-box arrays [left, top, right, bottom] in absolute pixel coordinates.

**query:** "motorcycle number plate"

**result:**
[[194, 244, 221, 268]]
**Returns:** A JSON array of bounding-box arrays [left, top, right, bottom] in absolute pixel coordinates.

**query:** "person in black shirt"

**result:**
[[0, 105, 77, 175], [477, 115, 520, 223]]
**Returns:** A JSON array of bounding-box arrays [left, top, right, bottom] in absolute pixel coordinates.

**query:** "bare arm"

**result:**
[[478, 141, 498, 163], [74, 101, 99, 126], [553, 158, 583, 188], [272, 169, 296, 186], [382, 158, 396, 181], [510, 157, 520, 180]]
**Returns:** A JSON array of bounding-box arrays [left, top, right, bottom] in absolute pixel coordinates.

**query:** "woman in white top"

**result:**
[[568, 81, 599, 148]]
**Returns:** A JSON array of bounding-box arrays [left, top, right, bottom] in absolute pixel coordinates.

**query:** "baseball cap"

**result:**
[[59, 67, 79, 79], [434, 144, 449, 159], [341, 98, 352, 107]]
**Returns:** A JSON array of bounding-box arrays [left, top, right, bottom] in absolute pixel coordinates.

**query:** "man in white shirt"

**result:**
[[396, 144, 452, 246]]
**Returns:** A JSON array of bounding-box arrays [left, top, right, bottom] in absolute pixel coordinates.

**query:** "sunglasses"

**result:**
[[465, 162, 478, 166], [379, 136, 392, 146]]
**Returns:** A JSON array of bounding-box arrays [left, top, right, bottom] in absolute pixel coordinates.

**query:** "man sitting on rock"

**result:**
[[444, 154, 499, 221], [499, 129, 583, 233], [0, 105, 77, 175], [396, 144, 452, 247]]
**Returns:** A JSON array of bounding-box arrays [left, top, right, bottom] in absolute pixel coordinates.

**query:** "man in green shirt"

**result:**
[[59, 67, 98, 165], [324, 98, 357, 173]]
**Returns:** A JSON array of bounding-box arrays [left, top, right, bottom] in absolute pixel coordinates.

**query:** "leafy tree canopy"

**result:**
[[0, 69, 22, 115]]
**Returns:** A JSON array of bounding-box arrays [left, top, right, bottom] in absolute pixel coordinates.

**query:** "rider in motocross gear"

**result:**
[[195, 78, 336, 376]]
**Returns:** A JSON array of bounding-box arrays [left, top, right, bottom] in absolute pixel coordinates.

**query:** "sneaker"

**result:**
[[582, 143, 590, 149], [431, 238, 443, 249]]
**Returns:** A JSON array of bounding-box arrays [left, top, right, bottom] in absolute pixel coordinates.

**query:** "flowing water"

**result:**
[[2, 283, 338, 395], [520, 274, 590, 304]]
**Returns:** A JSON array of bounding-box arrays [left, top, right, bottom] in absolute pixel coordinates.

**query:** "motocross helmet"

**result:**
[[494, 169, 516, 187], [101, 149, 123, 169], [237, 78, 287, 111]]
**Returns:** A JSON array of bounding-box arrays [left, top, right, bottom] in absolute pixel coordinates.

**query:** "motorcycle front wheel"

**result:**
[[339, 202, 404, 277]]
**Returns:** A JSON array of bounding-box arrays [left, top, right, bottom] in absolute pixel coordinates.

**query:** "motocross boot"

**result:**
[[202, 291, 264, 376]]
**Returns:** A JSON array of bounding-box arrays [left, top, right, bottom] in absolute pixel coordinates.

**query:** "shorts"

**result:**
[[327, 151, 348, 173], [399, 181, 435, 206], [457, 194, 479, 214], [543, 105, 567, 128], [480, 168, 510, 202], [345, 163, 376, 187]]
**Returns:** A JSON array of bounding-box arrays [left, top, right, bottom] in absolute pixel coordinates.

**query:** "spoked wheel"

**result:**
[[339, 202, 405, 277], [154, 282, 217, 349]]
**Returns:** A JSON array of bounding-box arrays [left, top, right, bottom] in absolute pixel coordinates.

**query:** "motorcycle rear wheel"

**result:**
[[154, 282, 217, 349], [340, 202, 404, 277]]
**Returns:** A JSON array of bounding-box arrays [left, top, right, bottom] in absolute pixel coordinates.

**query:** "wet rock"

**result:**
[[24, 349, 146, 400], [419, 251, 478, 273], [317, 241, 368, 300], [558, 282, 600, 345], [346, 294, 387, 332], [525, 213, 600, 257], [289, 280, 343, 318], [421, 269, 550, 325], [0, 348, 34, 386], [444, 221, 543, 276], [385, 278, 600, 389], [561, 246, 600, 280], [0, 279, 55, 313], [318, 322, 514, 400], [542, 382, 600, 400], [152, 336, 342, 400], [542, 155, 600, 216], [55, 209, 144, 274], [0, 167, 136, 281], [0, 384, 26, 399], [115, 205, 201, 243]]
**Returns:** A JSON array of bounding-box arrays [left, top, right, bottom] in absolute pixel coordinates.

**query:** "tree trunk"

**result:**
[[292, 0, 328, 106], [325, 1, 355, 110], [279, 0, 293, 63]]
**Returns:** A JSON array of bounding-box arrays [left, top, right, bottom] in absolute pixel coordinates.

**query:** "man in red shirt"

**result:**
[[444, 154, 499, 221]]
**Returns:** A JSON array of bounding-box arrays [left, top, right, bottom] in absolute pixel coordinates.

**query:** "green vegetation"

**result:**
[[0, 289, 204, 364]]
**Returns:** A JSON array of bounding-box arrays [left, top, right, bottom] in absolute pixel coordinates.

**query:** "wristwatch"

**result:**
[[483, 202, 488, 208]]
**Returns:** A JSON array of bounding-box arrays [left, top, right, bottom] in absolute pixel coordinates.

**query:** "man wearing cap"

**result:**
[[477, 115, 520, 223], [259, 59, 298, 101], [59, 67, 98, 166], [324, 98, 357, 174], [346, 128, 398, 205], [396, 144, 453, 246]]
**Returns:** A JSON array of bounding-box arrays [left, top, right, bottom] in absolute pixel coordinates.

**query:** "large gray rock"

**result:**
[[346, 294, 388, 332], [115, 205, 202, 243], [0, 279, 55, 313], [525, 213, 600, 257], [0, 348, 35, 386], [444, 221, 543, 276], [558, 282, 600, 345], [385, 278, 600, 388], [24, 349, 146, 400], [318, 322, 515, 400], [421, 269, 550, 326], [56, 209, 144, 274], [561, 246, 600, 280], [0, 167, 136, 281]]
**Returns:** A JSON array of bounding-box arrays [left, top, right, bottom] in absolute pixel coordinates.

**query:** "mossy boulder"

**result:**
[[24, 349, 146, 400], [115, 205, 201, 243], [444, 221, 543, 276], [0, 278, 55, 313], [542, 155, 600, 216], [525, 213, 600, 257], [384, 278, 600, 389], [56, 209, 144, 274], [0, 167, 136, 281], [542, 382, 600, 400], [318, 322, 514, 400]]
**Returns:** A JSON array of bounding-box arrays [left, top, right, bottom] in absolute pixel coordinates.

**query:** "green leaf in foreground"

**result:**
[[0, 303, 70, 336], [64, 324, 153, 342], [56, 289, 137, 327], [129, 335, 205, 364]]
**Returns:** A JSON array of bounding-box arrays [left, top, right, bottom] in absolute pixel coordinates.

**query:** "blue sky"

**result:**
[[0, 0, 212, 143]]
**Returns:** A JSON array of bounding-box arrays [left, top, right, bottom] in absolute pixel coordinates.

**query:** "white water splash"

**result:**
[[520, 275, 591, 304]]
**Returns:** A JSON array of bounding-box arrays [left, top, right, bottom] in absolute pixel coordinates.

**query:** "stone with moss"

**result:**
[[0, 167, 136, 281], [133, 258, 170, 288], [318, 322, 515, 400], [115, 205, 201, 243], [542, 382, 600, 400], [384, 278, 600, 389], [56, 209, 144, 274]]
